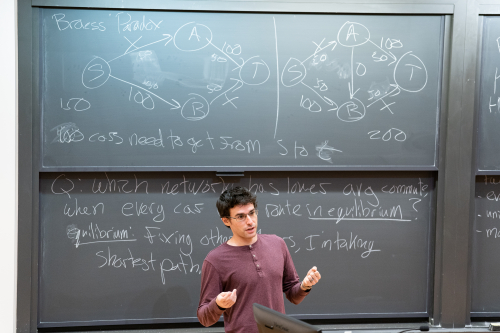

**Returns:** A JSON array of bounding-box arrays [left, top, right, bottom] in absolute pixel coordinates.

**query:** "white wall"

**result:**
[[0, 0, 18, 332]]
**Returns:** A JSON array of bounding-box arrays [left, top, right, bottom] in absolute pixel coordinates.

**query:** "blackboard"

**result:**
[[40, 8, 443, 170], [474, 19, 500, 313], [477, 17, 500, 172], [472, 175, 500, 316], [39, 171, 434, 327]]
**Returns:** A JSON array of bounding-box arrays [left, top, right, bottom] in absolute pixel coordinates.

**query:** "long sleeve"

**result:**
[[197, 260, 225, 327], [281, 239, 310, 305]]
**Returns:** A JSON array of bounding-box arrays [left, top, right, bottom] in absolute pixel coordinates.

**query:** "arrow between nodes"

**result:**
[[301, 38, 337, 65], [348, 48, 360, 99], [110, 75, 180, 109], [107, 34, 173, 63], [366, 38, 397, 66]]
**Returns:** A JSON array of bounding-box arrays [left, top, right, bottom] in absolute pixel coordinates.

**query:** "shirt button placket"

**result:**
[[250, 245, 260, 272]]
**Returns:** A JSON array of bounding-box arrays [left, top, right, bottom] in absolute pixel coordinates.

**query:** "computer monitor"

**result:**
[[253, 303, 322, 333]]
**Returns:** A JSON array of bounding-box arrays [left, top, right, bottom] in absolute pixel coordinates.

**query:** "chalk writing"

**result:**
[[42, 173, 432, 285]]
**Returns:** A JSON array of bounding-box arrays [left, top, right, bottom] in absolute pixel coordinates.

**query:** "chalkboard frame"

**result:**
[[36, 7, 446, 172], [17, 0, 483, 332]]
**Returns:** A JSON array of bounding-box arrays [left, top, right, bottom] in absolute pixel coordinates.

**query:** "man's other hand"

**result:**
[[301, 266, 321, 290], [216, 289, 237, 309]]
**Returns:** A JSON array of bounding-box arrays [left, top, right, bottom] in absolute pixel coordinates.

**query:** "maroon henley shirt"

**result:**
[[197, 234, 310, 333]]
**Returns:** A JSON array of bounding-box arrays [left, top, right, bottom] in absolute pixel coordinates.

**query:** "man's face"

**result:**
[[222, 203, 258, 245]]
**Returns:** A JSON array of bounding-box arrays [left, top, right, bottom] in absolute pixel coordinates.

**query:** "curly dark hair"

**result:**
[[216, 187, 257, 228]]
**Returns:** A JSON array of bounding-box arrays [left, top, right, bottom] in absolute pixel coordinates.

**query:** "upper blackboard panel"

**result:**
[[41, 9, 443, 170], [477, 17, 500, 172]]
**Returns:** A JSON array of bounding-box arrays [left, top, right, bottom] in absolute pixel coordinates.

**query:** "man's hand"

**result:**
[[301, 266, 321, 291], [216, 289, 237, 309]]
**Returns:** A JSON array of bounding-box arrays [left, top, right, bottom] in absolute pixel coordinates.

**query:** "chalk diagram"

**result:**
[[80, 19, 428, 138], [282, 21, 427, 122], [81, 20, 271, 123]]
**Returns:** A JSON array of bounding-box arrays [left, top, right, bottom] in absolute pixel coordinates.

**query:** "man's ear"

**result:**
[[221, 218, 231, 228]]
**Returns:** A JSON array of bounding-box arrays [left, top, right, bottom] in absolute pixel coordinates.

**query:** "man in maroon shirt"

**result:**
[[197, 186, 321, 332]]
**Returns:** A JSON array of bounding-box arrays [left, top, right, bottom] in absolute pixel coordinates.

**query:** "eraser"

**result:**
[[489, 323, 500, 331]]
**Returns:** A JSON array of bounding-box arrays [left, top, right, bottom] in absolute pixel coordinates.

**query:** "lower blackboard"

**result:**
[[39, 171, 434, 327], [472, 175, 500, 316]]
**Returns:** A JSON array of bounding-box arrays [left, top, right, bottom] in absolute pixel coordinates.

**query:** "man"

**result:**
[[197, 186, 321, 332]]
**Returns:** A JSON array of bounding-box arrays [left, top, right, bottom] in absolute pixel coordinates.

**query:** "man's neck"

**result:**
[[227, 235, 258, 246]]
